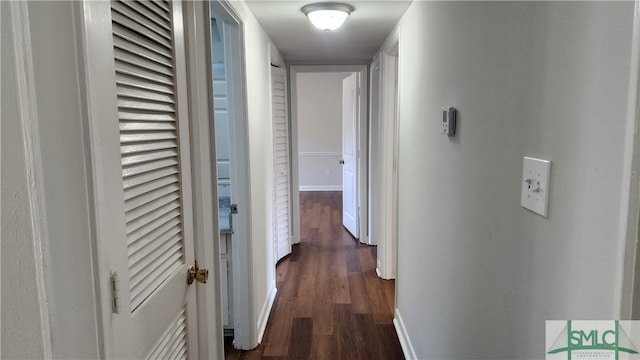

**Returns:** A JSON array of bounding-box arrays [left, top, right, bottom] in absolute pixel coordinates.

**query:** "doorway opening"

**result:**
[[289, 65, 369, 247], [208, 1, 253, 350]]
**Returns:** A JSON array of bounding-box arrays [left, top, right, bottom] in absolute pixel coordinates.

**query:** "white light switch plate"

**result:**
[[521, 156, 551, 217]]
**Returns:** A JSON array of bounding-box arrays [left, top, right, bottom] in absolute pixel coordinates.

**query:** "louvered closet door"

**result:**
[[109, 1, 198, 359], [272, 66, 292, 262]]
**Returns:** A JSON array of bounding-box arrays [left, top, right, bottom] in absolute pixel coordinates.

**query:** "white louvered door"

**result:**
[[108, 1, 198, 358], [272, 66, 292, 262]]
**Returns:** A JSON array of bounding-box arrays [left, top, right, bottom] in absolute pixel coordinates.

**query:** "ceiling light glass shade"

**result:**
[[302, 3, 354, 31]]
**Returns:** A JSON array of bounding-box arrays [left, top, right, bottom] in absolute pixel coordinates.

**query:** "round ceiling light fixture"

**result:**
[[301, 3, 354, 31]]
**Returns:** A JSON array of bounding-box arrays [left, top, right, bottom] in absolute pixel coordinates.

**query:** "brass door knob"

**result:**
[[196, 268, 209, 283], [187, 261, 208, 284]]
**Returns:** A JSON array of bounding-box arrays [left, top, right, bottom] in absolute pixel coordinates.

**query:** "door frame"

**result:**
[[209, 0, 255, 350], [289, 64, 369, 245], [371, 41, 400, 280], [78, 1, 225, 358]]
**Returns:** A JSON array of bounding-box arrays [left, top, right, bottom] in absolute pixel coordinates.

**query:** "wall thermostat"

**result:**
[[441, 107, 457, 136]]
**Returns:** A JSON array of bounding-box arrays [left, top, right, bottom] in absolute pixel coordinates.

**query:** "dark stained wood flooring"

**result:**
[[225, 191, 404, 360]]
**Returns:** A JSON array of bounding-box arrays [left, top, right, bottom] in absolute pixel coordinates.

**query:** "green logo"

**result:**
[[547, 320, 639, 360]]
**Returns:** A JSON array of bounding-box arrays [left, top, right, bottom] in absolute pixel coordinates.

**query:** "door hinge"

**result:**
[[356, 87, 361, 95], [111, 271, 121, 314]]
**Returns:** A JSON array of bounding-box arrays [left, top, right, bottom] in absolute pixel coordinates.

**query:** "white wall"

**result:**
[[297, 72, 345, 191], [392, 2, 633, 358], [2, 2, 102, 358], [227, 0, 283, 346], [1, 3, 48, 358]]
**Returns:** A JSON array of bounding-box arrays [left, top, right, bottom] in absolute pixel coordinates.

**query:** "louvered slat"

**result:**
[[117, 61, 174, 87], [120, 131, 176, 143], [124, 183, 180, 212], [112, 5, 172, 48], [116, 1, 172, 32], [130, 249, 182, 308], [112, 0, 185, 313], [117, 75, 174, 96], [126, 199, 180, 234], [113, 25, 172, 61], [124, 174, 180, 201], [272, 67, 290, 262], [122, 148, 178, 166], [152, 0, 171, 14], [146, 309, 188, 360], [119, 111, 176, 122], [123, 165, 178, 190], [115, 49, 174, 78]]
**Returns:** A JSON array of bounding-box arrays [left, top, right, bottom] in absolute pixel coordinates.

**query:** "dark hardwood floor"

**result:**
[[225, 191, 404, 360]]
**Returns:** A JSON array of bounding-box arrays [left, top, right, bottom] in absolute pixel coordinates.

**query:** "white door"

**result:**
[[272, 65, 292, 261], [107, 1, 199, 358], [342, 73, 359, 238]]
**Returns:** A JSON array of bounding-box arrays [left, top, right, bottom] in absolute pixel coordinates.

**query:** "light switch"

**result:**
[[521, 156, 551, 217]]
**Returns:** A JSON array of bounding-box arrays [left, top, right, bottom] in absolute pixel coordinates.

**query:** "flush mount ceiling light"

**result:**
[[301, 3, 354, 31]]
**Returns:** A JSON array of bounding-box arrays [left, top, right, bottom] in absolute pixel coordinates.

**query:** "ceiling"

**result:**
[[244, 1, 412, 62]]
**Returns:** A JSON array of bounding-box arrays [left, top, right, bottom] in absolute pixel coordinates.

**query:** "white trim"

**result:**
[[184, 2, 224, 358], [393, 309, 417, 360], [210, 0, 255, 349], [289, 64, 369, 245], [370, 36, 400, 281], [298, 151, 342, 156], [299, 186, 343, 192], [77, 1, 123, 357], [256, 284, 277, 344], [10, 2, 53, 356], [368, 55, 380, 247], [619, 0, 640, 319]]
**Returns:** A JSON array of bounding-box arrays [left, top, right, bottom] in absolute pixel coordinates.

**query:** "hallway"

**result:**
[[225, 192, 404, 359]]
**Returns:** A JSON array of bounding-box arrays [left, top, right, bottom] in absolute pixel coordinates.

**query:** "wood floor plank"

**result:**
[[363, 270, 394, 325], [276, 258, 289, 282], [345, 246, 361, 273], [312, 282, 334, 335], [377, 324, 406, 360], [309, 204, 321, 229], [262, 297, 297, 357], [238, 345, 265, 360], [319, 205, 331, 234], [279, 262, 300, 298], [333, 304, 360, 360], [381, 277, 396, 313], [331, 242, 351, 304], [331, 209, 341, 225], [347, 273, 371, 314], [287, 318, 313, 359], [294, 246, 317, 318], [357, 245, 377, 272], [353, 314, 384, 360], [226, 192, 404, 360], [308, 335, 339, 360]]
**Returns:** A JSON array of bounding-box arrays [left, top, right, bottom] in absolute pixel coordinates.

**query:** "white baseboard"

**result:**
[[394, 309, 417, 360], [299, 186, 342, 192], [376, 261, 395, 280], [257, 283, 277, 344]]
